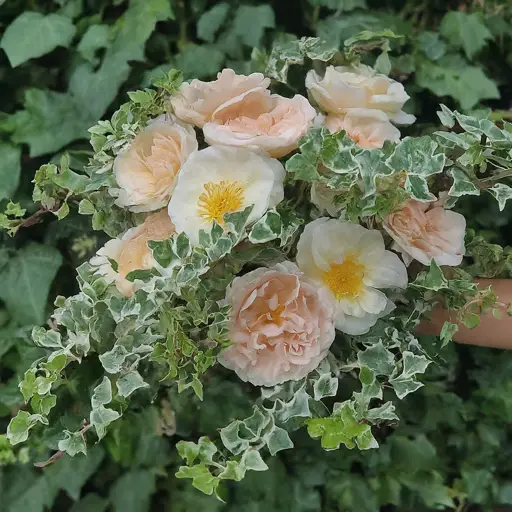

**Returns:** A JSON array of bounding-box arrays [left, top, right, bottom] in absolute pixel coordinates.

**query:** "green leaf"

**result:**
[[388, 136, 445, 178], [109, 470, 156, 512], [7, 411, 46, 445], [233, 5, 275, 48], [416, 55, 499, 110], [116, 371, 149, 398], [70, 494, 109, 512], [487, 183, 512, 211], [197, 3, 230, 43], [417, 31, 446, 61], [175, 464, 219, 496], [177, 440, 200, 466], [44, 447, 104, 501], [0, 243, 62, 325], [405, 175, 434, 202], [175, 44, 225, 79], [0, 12, 76, 67], [440, 11, 492, 60], [77, 24, 111, 65], [0, 143, 21, 200], [306, 401, 377, 450], [91, 377, 113, 408]]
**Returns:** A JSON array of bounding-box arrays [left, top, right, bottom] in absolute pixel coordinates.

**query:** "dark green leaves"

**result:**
[[440, 11, 492, 60], [0, 143, 21, 200], [1, 12, 76, 67], [0, 244, 62, 325]]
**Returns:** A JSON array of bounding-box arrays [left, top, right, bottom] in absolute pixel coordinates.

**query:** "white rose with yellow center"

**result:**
[[306, 64, 415, 125], [112, 115, 198, 212], [296, 218, 407, 335], [90, 210, 175, 297], [167, 146, 285, 245]]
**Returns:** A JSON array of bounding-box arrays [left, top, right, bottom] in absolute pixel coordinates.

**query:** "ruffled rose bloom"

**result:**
[[297, 218, 407, 335], [218, 261, 335, 387], [90, 210, 174, 297], [383, 200, 466, 266], [325, 108, 401, 148], [170, 69, 270, 128], [306, 64, 415, 125], [203, 89, 317, 158], [112, 115, 197, 212]]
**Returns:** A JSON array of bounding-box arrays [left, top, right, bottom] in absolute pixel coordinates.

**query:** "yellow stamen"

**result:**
[[323, 254, 365, 300], [197, 180, 245, 224]]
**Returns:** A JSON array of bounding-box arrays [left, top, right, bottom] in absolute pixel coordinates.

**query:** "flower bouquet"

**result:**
[[6, 34, 512, 498]]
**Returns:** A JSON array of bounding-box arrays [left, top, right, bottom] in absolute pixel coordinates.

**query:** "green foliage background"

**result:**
[[1, 0, 512, 510]]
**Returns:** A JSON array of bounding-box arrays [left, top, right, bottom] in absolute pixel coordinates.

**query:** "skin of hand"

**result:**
[[418, 279, 512, 349]]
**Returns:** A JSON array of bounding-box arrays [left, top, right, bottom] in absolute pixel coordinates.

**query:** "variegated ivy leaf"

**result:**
[[116, 371, 149, 398], [389, 351, 432, 399], [7, 411, 47, 445], [266, 37, 338, 83], [58, 430, 87, 457], [447, 168, 480, 199], [357, 340, 395, 376], [487, 183, 512, 211], [387, 136, 445, 201]]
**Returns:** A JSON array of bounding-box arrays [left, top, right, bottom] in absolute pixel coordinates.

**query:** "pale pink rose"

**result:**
[[203, 89, 317, 158], [91, 210, 175, 297], [218, 261, 336, 387], [306, 65, 415, 125], [112, 115, 197, 212], [325, 109, 401, 148], [383, 200, 466, 266], [170, 69, 270, 128]]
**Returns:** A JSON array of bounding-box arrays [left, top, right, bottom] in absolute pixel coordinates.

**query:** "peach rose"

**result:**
[[90, 210, 175, 296], [383, 200, 466, 266], [170, 69, 270, 128], [112, 115, 197, 212], [218, 261, 336, 387], [203, 89, 317, 158], [325, 109, 401, 148], [306, 65, 415, 125]]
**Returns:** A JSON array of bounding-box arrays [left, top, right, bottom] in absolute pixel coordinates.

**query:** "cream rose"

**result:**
[[203, 89, 317, 158], [297, 218, 407, 335], [112, 115, 197, 212], [306, 64, 415, 125], [168, 146, 285, 245], [218, 261, 336, 387], [383, 200, 466, 266], [170, 69, 270, 128], [90, 210, 175, 297], [325, 109, 401, 148]]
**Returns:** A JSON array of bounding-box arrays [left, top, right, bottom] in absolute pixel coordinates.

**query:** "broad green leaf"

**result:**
[[440, 11, 492, 60], [417, 31, 446, 61], [77, 24, 111, 65], [1, 12, 76, 67], [197, 3, 231, 43], [416, 55, 499, 110], [175, 44, 225, 79], [109, 470, 156, 512], [44, 447, 104, 501], [233, 5, 275, 48], [0, 143, 21, 200], [0, 243, 62, 325], [70, 494, 109, 512]]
